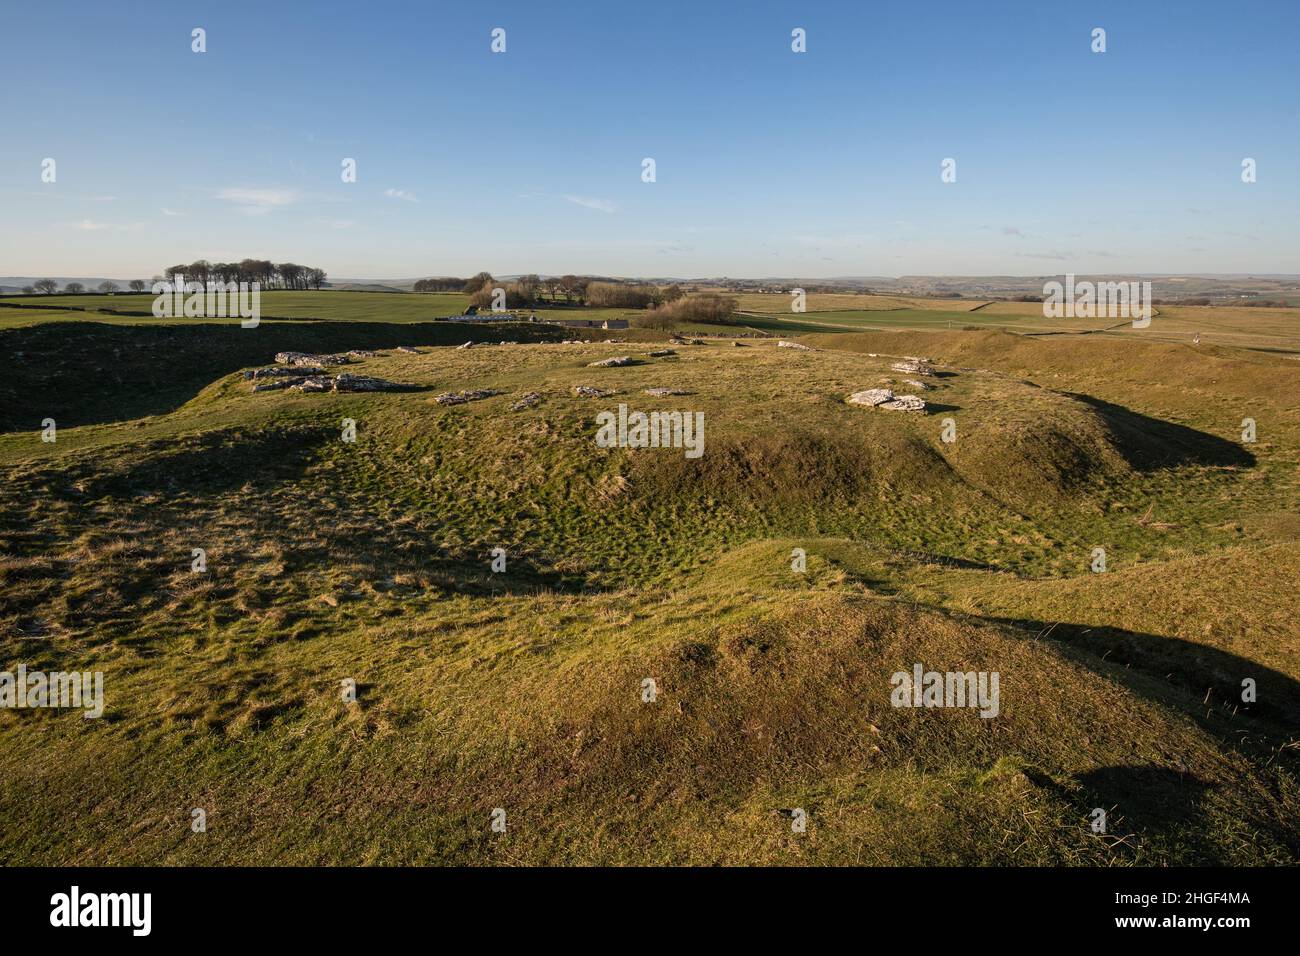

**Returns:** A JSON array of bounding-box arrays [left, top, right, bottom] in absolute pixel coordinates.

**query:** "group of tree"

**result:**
[[415, 273, 684, 310], [26, 279, 146, 294], [161, 260, 327, 289], [635, 293, 737, 330]]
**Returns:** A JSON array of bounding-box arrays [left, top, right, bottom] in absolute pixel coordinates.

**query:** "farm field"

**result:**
[[1, 309, 1297, 865], [0, 291, 638, 329]]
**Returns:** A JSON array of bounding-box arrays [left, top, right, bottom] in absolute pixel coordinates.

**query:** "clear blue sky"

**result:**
[[2, 0, 1297, 279]]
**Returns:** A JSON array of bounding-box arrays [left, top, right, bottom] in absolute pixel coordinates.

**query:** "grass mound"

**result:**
[[1, 325, 1296, 864]]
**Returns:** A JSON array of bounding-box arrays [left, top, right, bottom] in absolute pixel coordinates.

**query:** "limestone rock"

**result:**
[[847, 388, 894, 407], [571, 385, 615, 398], [881, 395, 926, 412], [276, 351, 351, 367], [644, 387, 689, 397], [778, 340, 814, 351], [649, 349, 676, 357], [291, 376, 335, 393], [510, 392, 543, 411], [434, 389, 499, 405], [334, 373, 421, 393], [588, 355, 635, 368], [246, 365, 322, 380]]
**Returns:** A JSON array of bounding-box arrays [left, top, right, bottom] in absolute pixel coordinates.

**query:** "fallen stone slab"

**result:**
[[510, 391, 543, 411], [253, 377, 306, 392], [881, 395, 926, 412], [348, 349, 378, 358], [290, 376, 335, 393], [891, 360, 933, 376], [434, 389, 500, 405], [644, 387, 690, 397], [847, 388, 894, 407], [648, 348, 676, 357], [456, 341, 474, 350], [903, 378, 933, 391], [245, 365, 323, 380], [588, 355, 635, 367], [334, 373, 422, 393], [571, 385, 615, 398], [396, 346, 421, 354], [276, 351, 352, 366], [778, 340, 814, 351]]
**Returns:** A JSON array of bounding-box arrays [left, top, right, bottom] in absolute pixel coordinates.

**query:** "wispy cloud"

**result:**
[[72, 219, 110, 231], [1010, 249, 1073, 261], [216, 187, 299, 214], [384, 188, 419, 203], [564, 194, 617, 214], [162, 207, 185, 217]]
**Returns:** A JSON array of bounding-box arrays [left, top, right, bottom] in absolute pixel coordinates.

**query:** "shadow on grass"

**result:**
[[1065, 393, 1255, 470], [986, 614, 1300, 750], [1026, 764, 1223, 863], [0, 320, 566, 432]]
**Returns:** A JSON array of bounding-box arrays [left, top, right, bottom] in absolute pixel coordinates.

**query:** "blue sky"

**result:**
[[2, 0, 1297, 278]]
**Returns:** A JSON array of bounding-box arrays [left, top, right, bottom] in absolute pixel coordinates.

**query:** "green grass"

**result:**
[[0, 290, 642, 329], [1, 311, 1297, 865]]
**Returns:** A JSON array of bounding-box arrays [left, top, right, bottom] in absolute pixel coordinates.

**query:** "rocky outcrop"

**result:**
[[644, 387, 690, 397], [847, 388, 895, 407], [891, 360, 933, 376], [588, 356, 635, 367], [510, 392, 543, 411], [396, 346, 421, 354], [571, 385, 615, 398], [245, 365, 324, 380], [649, 349, 676, 357], [847, 388, 926, 411], [335, 373, 422, 392], [778, 340, 814, 351], [254, 372, 419, 393], [275, 351, 352, 366], [434, 389, 500, 405], [881, 395, 926, 412]]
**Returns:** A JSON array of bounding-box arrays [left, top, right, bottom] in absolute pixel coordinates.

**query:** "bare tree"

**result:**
[[128, 279, 146, 293], [34, 279, 59, 294], [306, 267, 327, 290], [463, 272, 493, 294], [98, 281, 119, 294]]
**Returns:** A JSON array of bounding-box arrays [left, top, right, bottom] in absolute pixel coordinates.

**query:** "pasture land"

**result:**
[[1, 317, 1297, 864]]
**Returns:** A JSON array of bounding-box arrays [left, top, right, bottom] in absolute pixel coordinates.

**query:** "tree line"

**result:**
[[25, 279, 146, 294], [415, 273, 687, 310], [21, 260, 327, 295], [162, 260, 327, 290]]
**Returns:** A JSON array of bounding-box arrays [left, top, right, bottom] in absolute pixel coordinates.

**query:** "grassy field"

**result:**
[[1, 297, 1298, 865], [0, 291, 639, 329]]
